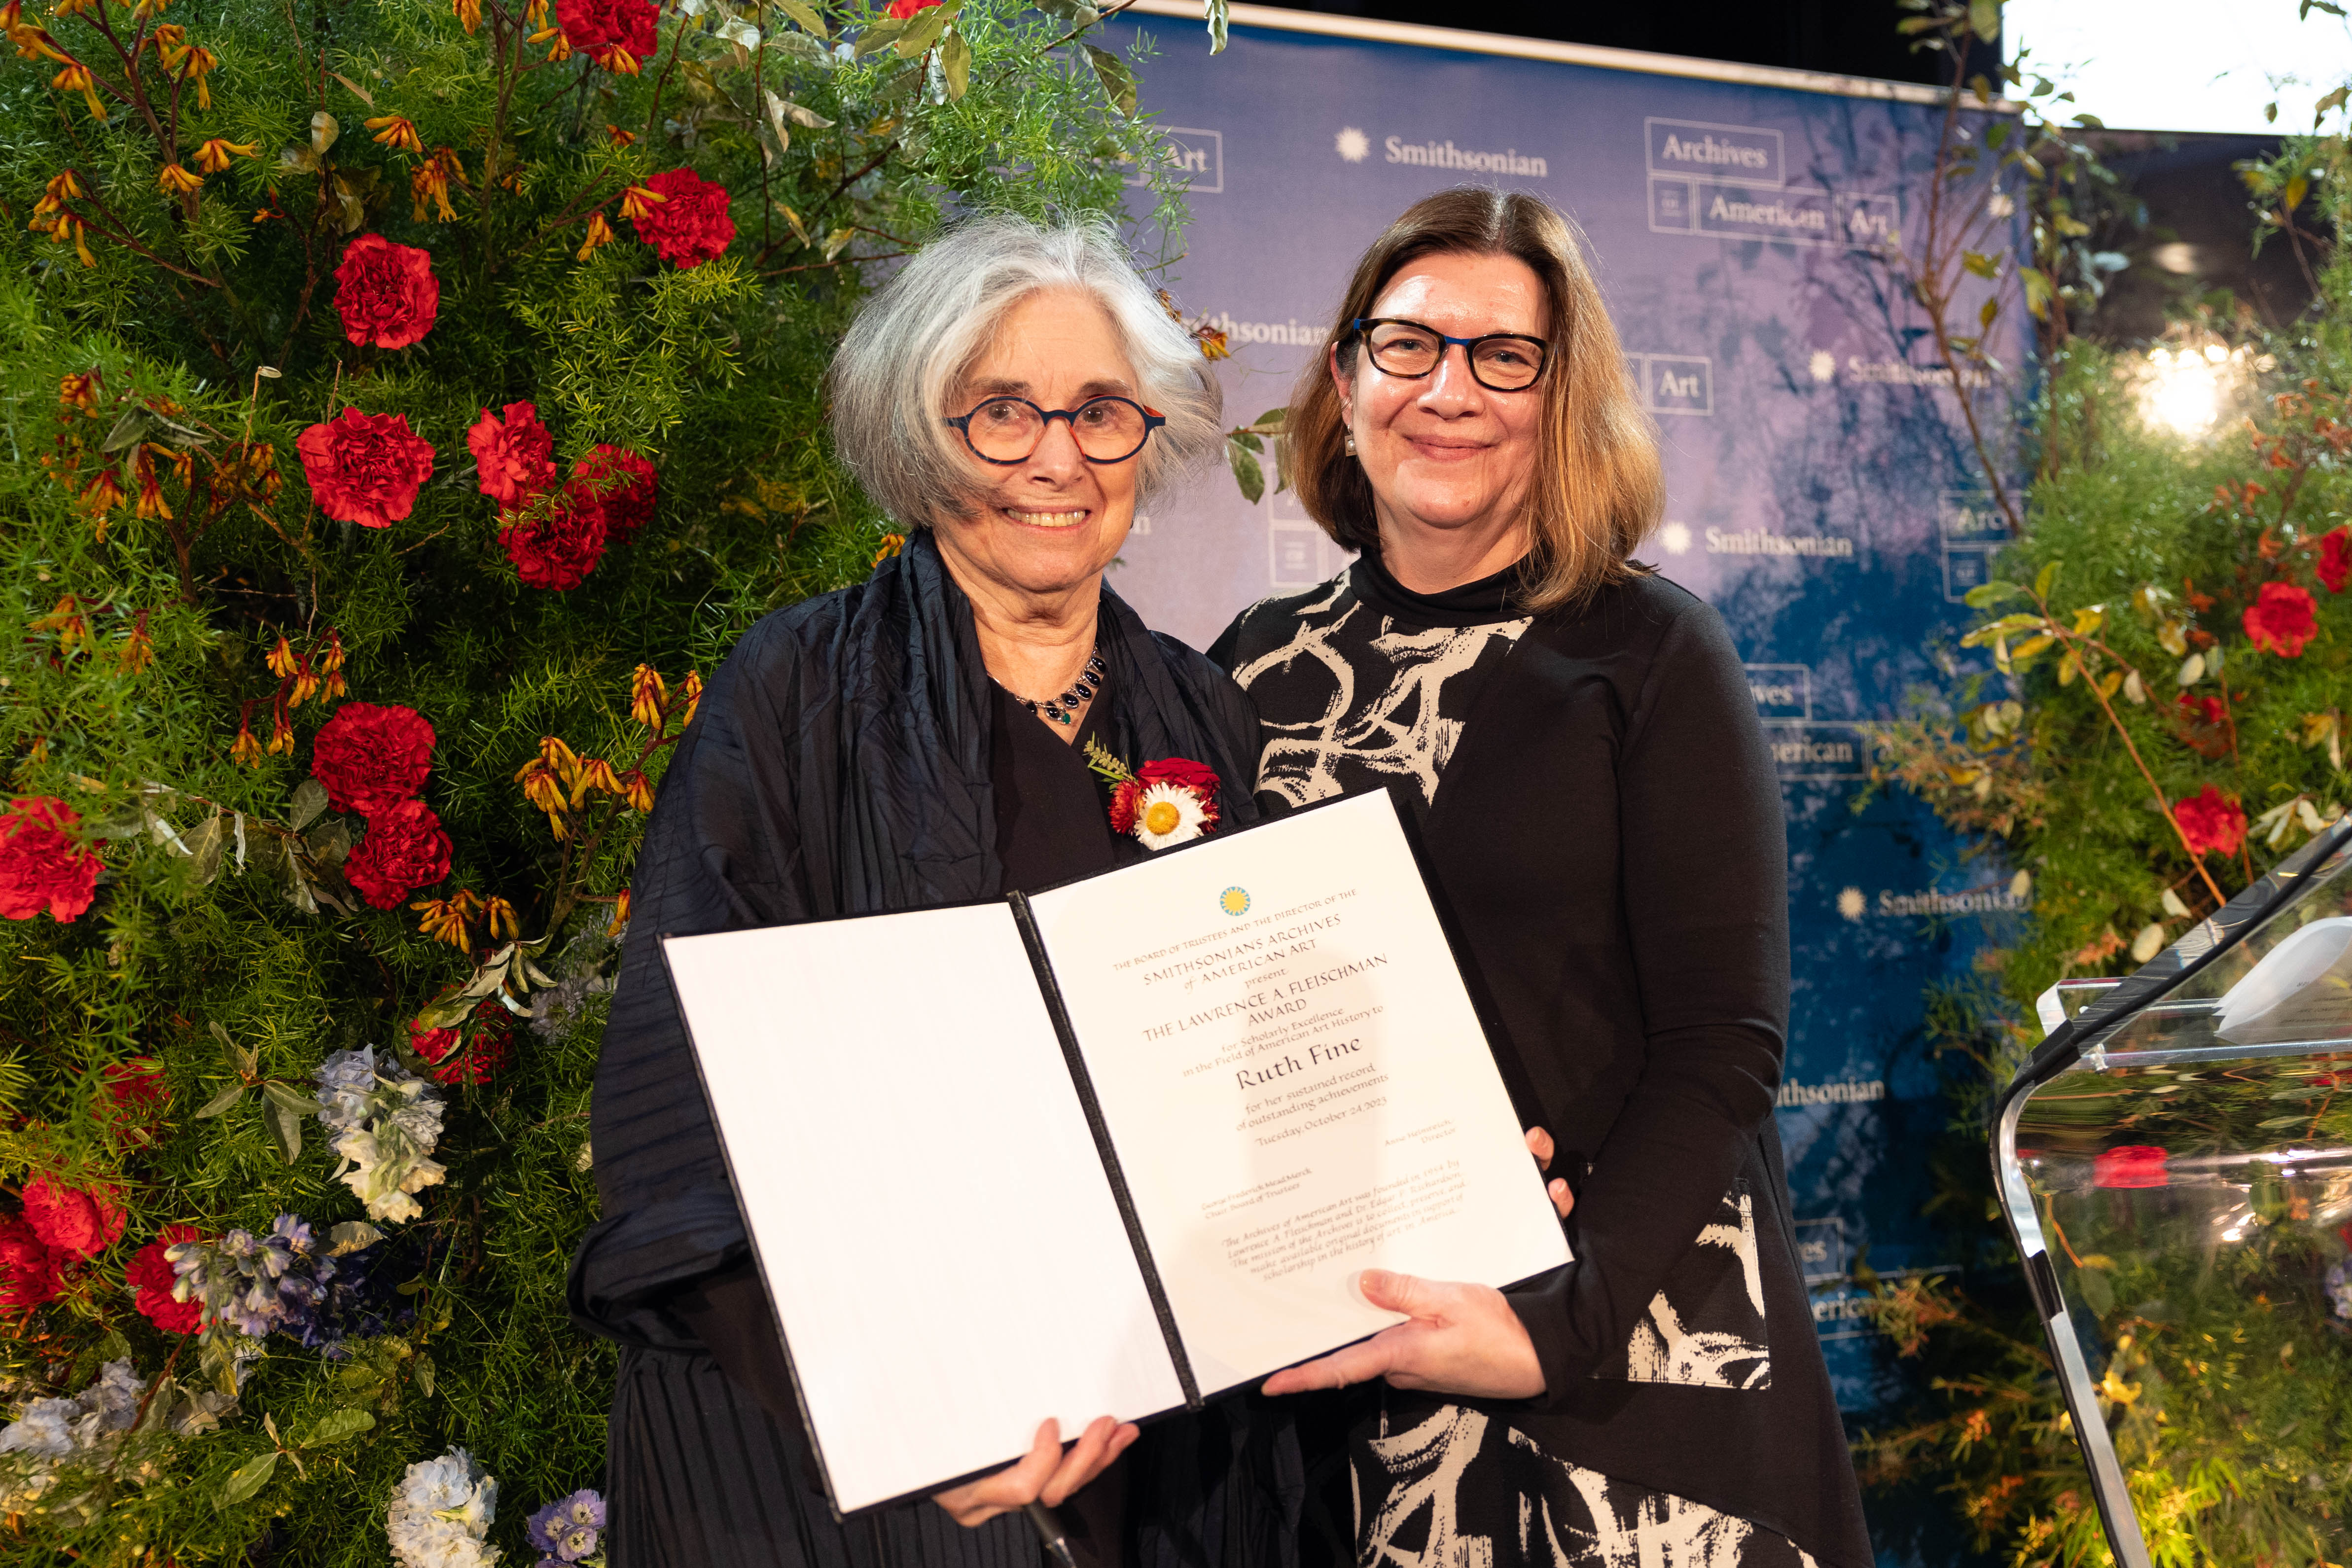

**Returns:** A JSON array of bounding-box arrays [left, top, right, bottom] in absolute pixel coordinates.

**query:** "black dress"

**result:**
[[567, 533, 1300, 1568], [1210, 551, 1872, 1568]]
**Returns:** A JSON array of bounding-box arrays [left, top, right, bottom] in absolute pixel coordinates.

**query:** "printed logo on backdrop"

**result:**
[[1837, 877, 2033, 920], [1659, 520, 1857, 563], [1266, 486, 1351, 590], [1197, 310, 1322, 349], [1643, 122, 1897, 251], [1938, 488, 2008, 603], [1811, 350, 1992, 391], [1334, 126, 1549, 177], [1627, 353, 1712, 416], [1746, 664, 1811, 721], [1745, 663, 1871, 778], [1124, 127, 1223, 193], [1646, 118, 1785, 185]]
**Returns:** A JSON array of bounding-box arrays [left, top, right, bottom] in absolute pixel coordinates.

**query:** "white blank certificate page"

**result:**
[[662, 903, 1183, 1514]]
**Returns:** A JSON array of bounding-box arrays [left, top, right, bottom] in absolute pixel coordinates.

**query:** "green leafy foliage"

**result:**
[[0, 0, 1198, 1558], [1857, 47, 2352, 1568]]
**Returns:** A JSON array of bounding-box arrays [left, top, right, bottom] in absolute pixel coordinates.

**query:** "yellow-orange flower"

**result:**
[[619, 768, 654, 812], [53, 62, 106, 120], [286, 656, 320, 710], [6, 1, 73, 62], [365, 115, 424, 155], [411, 148, 463, 222], [38, 169, 84, 209], [574, 757, 623, 805], [120, 612, 154, 675], [31, 595, 86, 649], [229, 715, 263, 768], [531, 22, 570, 61], [618, 184, 667, 221], [413, 891, 481, 953], [157, 162, 203, 197], [606, 888, 631, 937], [606, 126, 636, 146], [80, 467, 125, 518], [175, 44, 216, 108], [678, 671, 703, 727], [575, 209, 614, 261], [454, 0, 481, 32], [266, 635, 298, 679], [873, 532, 906, 566], [267, 705, 295, 756], [484, 895, 519, 940], [537, 734, 582, 781], [192, 137, 259, 174], [132, 448, 172, 520], [59, 369, 99, 411], [143, 21, 184, 56], [629, 664, 667, 729]]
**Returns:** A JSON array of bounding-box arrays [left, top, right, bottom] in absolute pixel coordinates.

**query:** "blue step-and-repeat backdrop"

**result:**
[[1100, 2, 2031, 1415]]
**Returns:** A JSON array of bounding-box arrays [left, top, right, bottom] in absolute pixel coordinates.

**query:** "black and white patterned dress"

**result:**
[[1212, 552, 1868, 1568]]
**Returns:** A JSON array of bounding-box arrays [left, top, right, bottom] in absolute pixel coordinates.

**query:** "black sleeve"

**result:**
[[566, 622, 813, 1353], [1503, 598, 1788, 1400], [1204, 609, 1248, 674]]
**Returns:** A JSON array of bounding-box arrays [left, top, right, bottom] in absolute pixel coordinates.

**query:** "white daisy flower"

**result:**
[[1132, 783, 1210, 850]]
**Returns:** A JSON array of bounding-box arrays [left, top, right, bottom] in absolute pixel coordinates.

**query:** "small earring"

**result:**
[[1344, 431, 1357, 456]]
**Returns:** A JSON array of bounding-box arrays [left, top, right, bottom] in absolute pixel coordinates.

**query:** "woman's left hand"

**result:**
[[1258, 1268, 1544, 1400]]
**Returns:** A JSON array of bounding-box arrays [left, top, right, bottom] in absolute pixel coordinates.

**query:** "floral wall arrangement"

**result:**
[[1854, 5, 2352, 1563], [0, 0, 1213, 1556]]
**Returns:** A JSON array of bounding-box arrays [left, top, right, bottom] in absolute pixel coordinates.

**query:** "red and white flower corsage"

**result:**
[[1086, 741, 1221, 851]]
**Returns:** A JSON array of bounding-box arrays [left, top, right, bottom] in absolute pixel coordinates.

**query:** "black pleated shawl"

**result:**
[[567, 532, 1296, 1568]]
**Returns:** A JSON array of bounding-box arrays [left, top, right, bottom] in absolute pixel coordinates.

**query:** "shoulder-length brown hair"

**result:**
[[1290, 188, 1664, 612]]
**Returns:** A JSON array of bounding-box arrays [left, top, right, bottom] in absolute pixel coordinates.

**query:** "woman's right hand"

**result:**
[[931, 1416, 1137, 1528], [1526, 1126, 1575, 1218]]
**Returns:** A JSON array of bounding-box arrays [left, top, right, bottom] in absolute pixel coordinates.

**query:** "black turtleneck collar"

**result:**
[[1349, 542, 1534, 627]]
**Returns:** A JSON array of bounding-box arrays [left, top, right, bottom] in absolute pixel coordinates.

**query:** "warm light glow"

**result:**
[[2138, 339, 2251, 439]]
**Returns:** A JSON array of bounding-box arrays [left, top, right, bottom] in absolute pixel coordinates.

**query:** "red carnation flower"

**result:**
[[333, 234, 440, 350], [574, 445, 657, 543], [2320, 527, 2351, 594], [312, 702, 437, 817], [126, 1223, 204, 1335], [344, 798, 453, 910], [468, 401, 558, 507], [2244, 580, 2318, 657], [2173, 784, 2247, 859], [2093, 1144, 2169, 1189], [23, 1175, 125, 1259], [413, 999, 516, 1086], [0, 796, 103, 923], [629, 168, 734, 270], [884, 0, 940, 15], [297, 408, 436, 530], [501, 492, 609, 590], [1137, 757, 1221, 799], [557, 0, 657, 70], [97, 1059, 169, 1145], [0, 1215, 61, 1311]]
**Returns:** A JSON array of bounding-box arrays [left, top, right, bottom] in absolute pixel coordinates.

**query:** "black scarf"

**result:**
[[570, 527, 1263, 1347]]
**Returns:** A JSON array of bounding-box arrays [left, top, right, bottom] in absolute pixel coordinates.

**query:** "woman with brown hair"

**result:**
[[1210, 188, 1871, 1568]]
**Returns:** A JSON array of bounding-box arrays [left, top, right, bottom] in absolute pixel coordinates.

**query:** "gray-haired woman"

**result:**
[[566, 217, 1292, 1568]]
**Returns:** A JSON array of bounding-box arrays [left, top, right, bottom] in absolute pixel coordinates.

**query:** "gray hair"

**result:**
[[826, 215, 1223, 528]]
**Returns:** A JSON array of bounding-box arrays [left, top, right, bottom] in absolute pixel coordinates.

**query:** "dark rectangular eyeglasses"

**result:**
[[1350, 318, 1549, 392], [944, 395, 1166, 465]]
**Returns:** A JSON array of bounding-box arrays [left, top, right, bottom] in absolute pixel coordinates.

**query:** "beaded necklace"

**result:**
[[994, 648, 1105, 727]]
